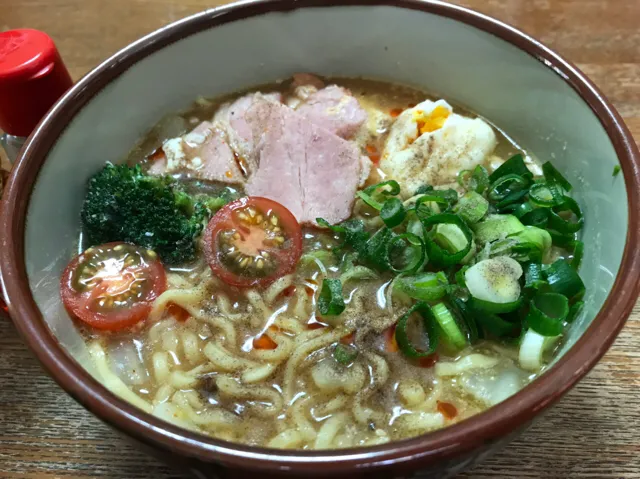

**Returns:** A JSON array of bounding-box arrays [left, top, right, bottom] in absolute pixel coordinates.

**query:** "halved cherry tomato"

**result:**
[[60, 242, 167, 331], [203, 197, 303, 288]]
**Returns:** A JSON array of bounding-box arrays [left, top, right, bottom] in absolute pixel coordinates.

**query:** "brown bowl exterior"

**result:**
[[2, 0, 640, 477]]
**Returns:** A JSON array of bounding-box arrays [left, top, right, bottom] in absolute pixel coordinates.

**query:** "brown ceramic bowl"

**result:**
[[2, 0, 639, 477]]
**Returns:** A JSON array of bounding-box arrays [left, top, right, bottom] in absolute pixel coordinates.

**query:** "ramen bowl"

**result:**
[[2, 0, 639, 477]]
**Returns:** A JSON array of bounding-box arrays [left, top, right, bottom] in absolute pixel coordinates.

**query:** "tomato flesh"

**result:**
[[203, 197, 303, 288], [60, 242, 167, 330]]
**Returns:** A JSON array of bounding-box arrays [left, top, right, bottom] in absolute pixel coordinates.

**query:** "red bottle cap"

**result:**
[[0, 29, 72, 137]]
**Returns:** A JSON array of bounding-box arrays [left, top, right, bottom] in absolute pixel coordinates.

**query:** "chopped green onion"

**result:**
[[318, 279, 345, 316], [356, 180, 401, 210], [316, 217, 344, 232], [527, 292, 569, 336], [519, 328, 560, 371], [472, 214, 525, 244], [450, 297, 479, 342], [455, 265, 469, 288], [548, 196, 584, 233], [333, 343, 358, 364], [360, 227, 393, 271], [380, 197, 406, 228], [432, 302, 468, 351], [470, 165, 490, 194], [464, 256, 523, 305], [454, 191, 489, 224], [414, 195, 446, 219], [339, 265, 378, 285], [612, 165, 621, 177], [457, 165, 489, 194], [414, 186, 458, 205], [433, 223, 470, 254], [545, 259, 585, 299], [567, 300, 584, 323], [457, 169, 472, 188], [423, 214, 473, 266], [385, 233, 425, 273], [569, 240, 584, 271], [520, 207, 549, 228], [394, 271, 448, 301], [474, 311, 519, 337], [395, 302, 439, 358], [547, 229, 577, 248], [406, 218, 425, 240], [414, 184, 435, 195], [300, 250, 335, 267], [509, 226, 552, 256], [316, 217, 369, 253], [529, 182, 563, 207], [542, 161, 572, 192], [524, 262, 546, 290], [510, 242, 543, 263], [489, 154, 531, 182], [488, 174, 530, 203], [471, 297, 522, 314]]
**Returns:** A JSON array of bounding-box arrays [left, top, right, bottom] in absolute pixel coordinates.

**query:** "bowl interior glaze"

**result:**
[[3, 0, 637, 474]]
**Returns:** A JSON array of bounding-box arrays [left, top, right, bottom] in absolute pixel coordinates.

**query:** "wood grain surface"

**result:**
[[1, 0, 640, 477]]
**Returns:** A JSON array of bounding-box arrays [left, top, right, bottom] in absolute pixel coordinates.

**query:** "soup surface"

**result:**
[[60, 75, 585, 449]]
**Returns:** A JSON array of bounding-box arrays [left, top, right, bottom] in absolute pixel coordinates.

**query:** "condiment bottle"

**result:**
[[0, 29, 72, 315], [0, 29, 72, 164]]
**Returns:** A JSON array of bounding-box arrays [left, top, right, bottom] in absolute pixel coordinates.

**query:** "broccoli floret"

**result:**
[[81, 163, 219, 265]]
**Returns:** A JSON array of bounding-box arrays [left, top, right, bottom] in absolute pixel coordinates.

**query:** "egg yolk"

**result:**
[[414, 105, 451, 135]]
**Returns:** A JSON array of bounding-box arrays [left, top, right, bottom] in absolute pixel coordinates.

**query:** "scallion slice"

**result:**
[[432, 302, 468, 351], [529, 182, 563, 207], [488, 174, 530, 203], [567, 300, 584, 324], [458, 165, 490, 194], [519, 328, 560, 371], [472, 214, 525, 244], [450, 297, 479, 342], [356, 180, 401, 210], [333, 343, 358, 364], [386, 233, 425, 273], [509, 226, 552, 256], [548, 196, 584, 234], [454, 191, 489, 224], [361, 227, 393, 271], [471, 297, 522, 314], [395, 302, 439, 358], [542, 161, 572, 192], [380, 197, 406, 228], [423, 214, 473, 266], [520, 207, 549, 228], [394, 271, 449, 301], [470, 165, 490, 194], [457, 169, 472, 188], [547, 229, 577, 248], [339, 265, 378, 285], [524, 262, 546, 290], [527, 292, 569, 336], [489, 154, 531, 182], [318, 279, 345, 316], [569, 240, 584, 271], [474, 311, 519, 337], [545, 259, 585, 299]]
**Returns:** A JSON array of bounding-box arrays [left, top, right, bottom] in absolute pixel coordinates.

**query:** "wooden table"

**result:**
[[1, 0, 639, 477]]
